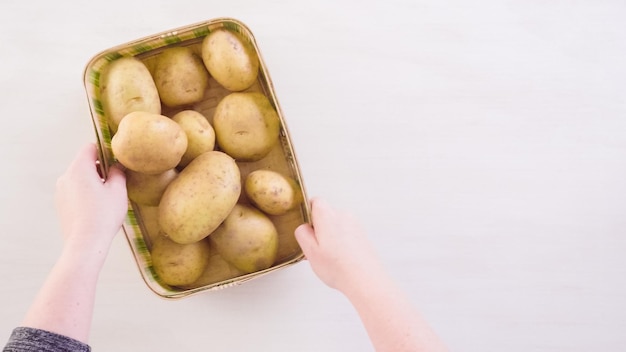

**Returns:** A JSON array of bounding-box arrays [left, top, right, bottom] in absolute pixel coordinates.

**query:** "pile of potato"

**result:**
[[99, 28, 303, 288]]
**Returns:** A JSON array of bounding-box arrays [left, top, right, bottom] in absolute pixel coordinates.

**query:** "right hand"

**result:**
[[295, 198, 384, 294]]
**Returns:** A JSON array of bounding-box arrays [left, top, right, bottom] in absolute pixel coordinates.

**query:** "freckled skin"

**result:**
[[244, 170, 302, 215], [100, 56, 161, 133], [209, 204, 278, 274], [153, 46, 209, 107], [158, 151, 241, 244], [111, 111, 187, 174], [171, 110, 216, 168], [201, 28, 259, 91], [151, 235, 211, 287], [213, 92, 280, 161], [126, 168, 178, 206]]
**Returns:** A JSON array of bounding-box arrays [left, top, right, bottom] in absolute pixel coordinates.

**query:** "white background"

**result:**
[[1, 1, 625, 351]]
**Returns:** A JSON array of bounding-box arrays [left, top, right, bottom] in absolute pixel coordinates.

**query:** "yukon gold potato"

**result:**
[[159, 151, 241, 244], [178, 251, 246, 289], [245, 170, 303, 215], [209, 204, 279, 274], [111, 111, 187, 174], [201, 28, 259, 91], [126, 168, 178, 206], [136, 205, 162, 246], [100, 56, 161, 133], [153, 46, 209, 107], [172, 110, 215, 168], [151, 234, 211, 287], [213, 92, 280, 161]]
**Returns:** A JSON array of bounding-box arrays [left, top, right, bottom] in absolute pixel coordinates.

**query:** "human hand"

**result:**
[[55, 143, 128, 256], [296, 199, 449, 352], [295, 198, 385, 295]]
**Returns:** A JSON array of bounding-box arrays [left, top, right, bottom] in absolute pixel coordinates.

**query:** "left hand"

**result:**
[[55, 143, 128, 254]]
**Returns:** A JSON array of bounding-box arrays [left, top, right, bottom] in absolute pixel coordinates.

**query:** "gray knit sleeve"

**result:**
[[3, 327, 91, 352]]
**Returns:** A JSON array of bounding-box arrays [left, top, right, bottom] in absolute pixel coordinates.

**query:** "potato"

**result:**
[[111, 111, 187, 174], [135, 205, 162, 247], [152, 46, 209, 107], [213, 92, 280, 161], [209, 204, 279, 274], [171, 110, 215, 168], [201, 28, 259, 91], [159, 151, 241, 244], [126, 168, 178, 206], [100, 56, 161, 134], [178, 250, 246, 289], [244, 170, 303, 215], [151, 234, 211, 287]]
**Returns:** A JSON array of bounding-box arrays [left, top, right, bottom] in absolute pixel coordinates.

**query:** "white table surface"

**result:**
[[1, 1, 625, 351]]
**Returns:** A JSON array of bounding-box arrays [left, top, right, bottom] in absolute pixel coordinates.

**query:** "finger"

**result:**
[[57, 143, 94, 185], [77, 142, 98, 166], [309, 197, 324, 225], [294, 223, 318, 258], [71, 143, 100, 178], [105, 163, 127, 190], [309, 197, 337, 244], [310, 197, 335, 220]]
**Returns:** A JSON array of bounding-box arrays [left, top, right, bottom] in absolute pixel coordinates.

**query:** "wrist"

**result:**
[[60, 237, 112, 273], [338, 263, 391, 300]]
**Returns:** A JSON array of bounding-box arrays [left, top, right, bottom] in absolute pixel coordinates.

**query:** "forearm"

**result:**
[[20, 244, 107, 344], [343, 271, 447, 352]]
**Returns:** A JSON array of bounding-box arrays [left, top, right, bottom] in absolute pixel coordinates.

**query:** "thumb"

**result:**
[[295, 223, 318, 259], [105, 163, 127, 190]]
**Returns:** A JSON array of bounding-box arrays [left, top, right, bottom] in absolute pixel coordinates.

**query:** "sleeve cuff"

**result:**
[[4, 326, 91, 352]]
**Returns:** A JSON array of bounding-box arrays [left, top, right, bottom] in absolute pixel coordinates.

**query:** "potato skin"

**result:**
[[111, 111, 188, 174], [126, 168, 178, 206], [171, 110, 215, 168], [151, 234, 211, 287], [213, 92, 280, 161], [158, 151, 241, 244], [209, 204, 278, 274], [178, 251, 245, 289], [201, 28, 259, 91], [100, 57, 161, 134], [245, 170, 303, 215], [153, 47, 209, 107]]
